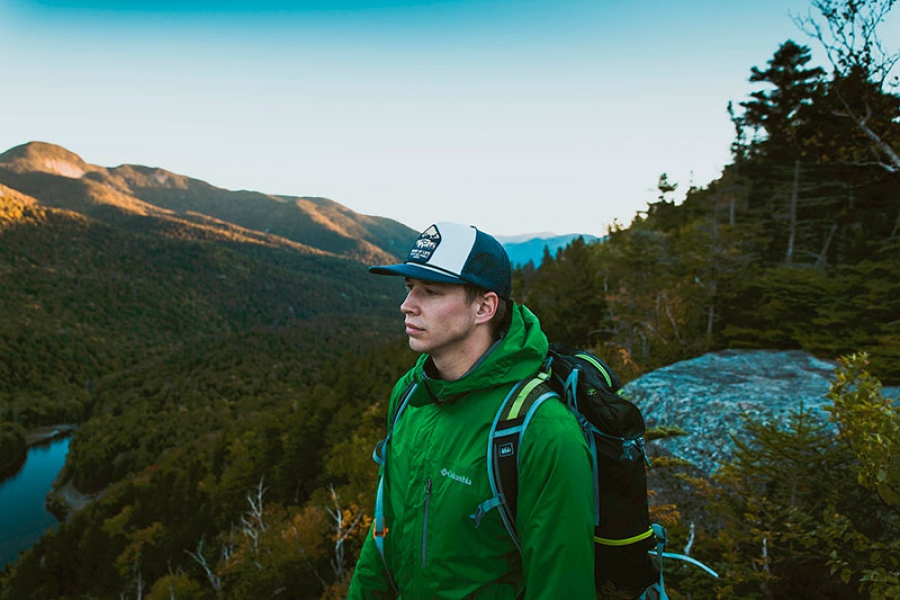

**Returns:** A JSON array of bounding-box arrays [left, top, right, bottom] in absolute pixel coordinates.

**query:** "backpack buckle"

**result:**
[[373, 517, 389, 539]]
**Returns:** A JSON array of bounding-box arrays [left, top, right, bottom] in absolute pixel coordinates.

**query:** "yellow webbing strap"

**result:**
[[506, 372, 550, 421], [594, 527, 655, 547]]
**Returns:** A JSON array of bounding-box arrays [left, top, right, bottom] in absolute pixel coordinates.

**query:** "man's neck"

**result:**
[[431, 331, 495, 381]]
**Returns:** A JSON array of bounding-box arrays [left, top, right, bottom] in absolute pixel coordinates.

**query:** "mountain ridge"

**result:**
[[0, 141, 414, 265], [499, 232, 601, 267], [1, 142, 600, 268]]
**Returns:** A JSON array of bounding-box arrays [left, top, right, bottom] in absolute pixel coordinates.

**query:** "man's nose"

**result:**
[[401, 292, 416, 314]]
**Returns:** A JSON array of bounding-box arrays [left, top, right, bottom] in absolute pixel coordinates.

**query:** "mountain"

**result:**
[[0, 141, 422, 435], [0, 143, 601, 273], [499, 233, 601, 268], [0, 141, 414, 265]]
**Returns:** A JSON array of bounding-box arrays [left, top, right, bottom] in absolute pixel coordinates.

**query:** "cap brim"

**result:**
[[368, 263, 466, 286]]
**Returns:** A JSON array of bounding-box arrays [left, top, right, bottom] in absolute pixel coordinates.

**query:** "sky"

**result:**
[[0, 0, 886, 237]]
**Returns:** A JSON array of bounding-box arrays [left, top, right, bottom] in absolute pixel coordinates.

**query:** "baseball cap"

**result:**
[[369, 222, 512, 299]]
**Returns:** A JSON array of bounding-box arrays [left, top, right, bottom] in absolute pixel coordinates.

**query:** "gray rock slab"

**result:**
[[623, 349, 899, 476]]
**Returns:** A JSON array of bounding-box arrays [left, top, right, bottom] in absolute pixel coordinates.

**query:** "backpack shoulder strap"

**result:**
[[372, 380, 415, 468], [470, 372, 558, 549], [371, 380, 416, 592]]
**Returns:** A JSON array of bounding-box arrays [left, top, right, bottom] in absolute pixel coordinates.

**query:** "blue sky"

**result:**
[[2, 0, 890, 236]]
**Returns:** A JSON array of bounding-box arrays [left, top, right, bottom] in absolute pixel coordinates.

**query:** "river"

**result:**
[[0, 435, 70, 568]]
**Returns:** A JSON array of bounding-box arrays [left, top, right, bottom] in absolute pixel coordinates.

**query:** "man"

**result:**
[[348, 222, 595, 599]]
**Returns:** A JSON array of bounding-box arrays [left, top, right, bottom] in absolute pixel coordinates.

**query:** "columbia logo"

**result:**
[[498, 443, 514, 457], [440, 468, 472, 486]]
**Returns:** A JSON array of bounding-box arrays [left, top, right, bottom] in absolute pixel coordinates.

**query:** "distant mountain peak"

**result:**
[[495, 232, 560, 244], [0, 141, 93, 179], [501, 232, 600, 268]]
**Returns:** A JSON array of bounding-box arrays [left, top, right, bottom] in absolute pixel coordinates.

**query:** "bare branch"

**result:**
[[684, 522, 696, 557], [326, 485, 365, 580], [795, 0, 900, 85], [794, 0, 900, 173], [247, 478, 267, 533], [185, 538, 222, 596]]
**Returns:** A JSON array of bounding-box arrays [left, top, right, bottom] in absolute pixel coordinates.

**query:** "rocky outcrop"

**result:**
[[46, 481, 97, 521], [624, 349, 899, 477]]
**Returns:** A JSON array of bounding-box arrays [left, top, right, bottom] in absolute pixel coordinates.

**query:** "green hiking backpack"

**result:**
[[470, 342, 717, 599]]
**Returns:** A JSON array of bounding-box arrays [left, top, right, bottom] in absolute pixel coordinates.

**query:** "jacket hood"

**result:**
[[410, 303, 548, 405]]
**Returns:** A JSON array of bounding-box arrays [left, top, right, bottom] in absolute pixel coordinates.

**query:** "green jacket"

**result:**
[[348, 304, 595, 599]]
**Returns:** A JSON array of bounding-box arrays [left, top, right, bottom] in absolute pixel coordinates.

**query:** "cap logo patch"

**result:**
[[408, 225, 441, 263]]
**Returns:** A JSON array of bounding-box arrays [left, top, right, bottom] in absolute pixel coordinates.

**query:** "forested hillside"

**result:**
[[1, 1, 899, 598], [0, 187, 416, 597], [516, 4, 900, 596]]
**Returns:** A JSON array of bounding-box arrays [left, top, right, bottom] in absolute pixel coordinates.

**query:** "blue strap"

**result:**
[[470, 494, 505, 528], [371, 382, 416, 593], [649, 524, 669, 600], [372, 438, 387, 466], [564, 368, 579, 413], [583, 417, 600, 526], [480, 383, 529, 550], [654, 551, 720, 579], [565, 368, 601, 526], [373, 475, 388, 549], [477, 380, 557, 550], [639, 523, 718, 599]]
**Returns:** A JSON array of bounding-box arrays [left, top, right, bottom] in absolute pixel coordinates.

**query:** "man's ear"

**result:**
[[474, 291, 499, 324]]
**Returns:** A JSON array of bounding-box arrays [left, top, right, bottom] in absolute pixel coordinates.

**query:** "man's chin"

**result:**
[[407, 337, 428, 354]]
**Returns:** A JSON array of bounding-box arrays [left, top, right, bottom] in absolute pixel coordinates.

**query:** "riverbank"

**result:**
[[0, 435, 73, 569], [47, 479, 98, 521], [0, 424, 78, 481], [29, 427, 100, 520], [0, 425, 93, 521], [25, 424, 77, 447]]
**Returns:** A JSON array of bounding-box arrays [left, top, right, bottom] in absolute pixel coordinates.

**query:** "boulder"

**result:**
[[623, 349, 899, 477]]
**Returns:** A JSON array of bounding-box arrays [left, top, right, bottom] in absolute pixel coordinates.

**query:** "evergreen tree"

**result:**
[[521, 237, 608, 349], [738, 40, 825, 158], [709, 407, 869, 599]]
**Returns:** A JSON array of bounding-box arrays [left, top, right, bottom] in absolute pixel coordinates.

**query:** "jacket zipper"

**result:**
[[422, 478, 433, 568]]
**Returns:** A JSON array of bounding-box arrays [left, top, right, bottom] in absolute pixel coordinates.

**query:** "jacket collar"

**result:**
[[409, 303, 548, 406]]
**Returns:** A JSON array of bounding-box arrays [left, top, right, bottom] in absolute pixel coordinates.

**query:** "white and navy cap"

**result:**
[[369, 222, 512, 299]]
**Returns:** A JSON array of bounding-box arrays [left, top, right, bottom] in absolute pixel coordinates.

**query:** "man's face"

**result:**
[[401, 278, 480, 359]]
